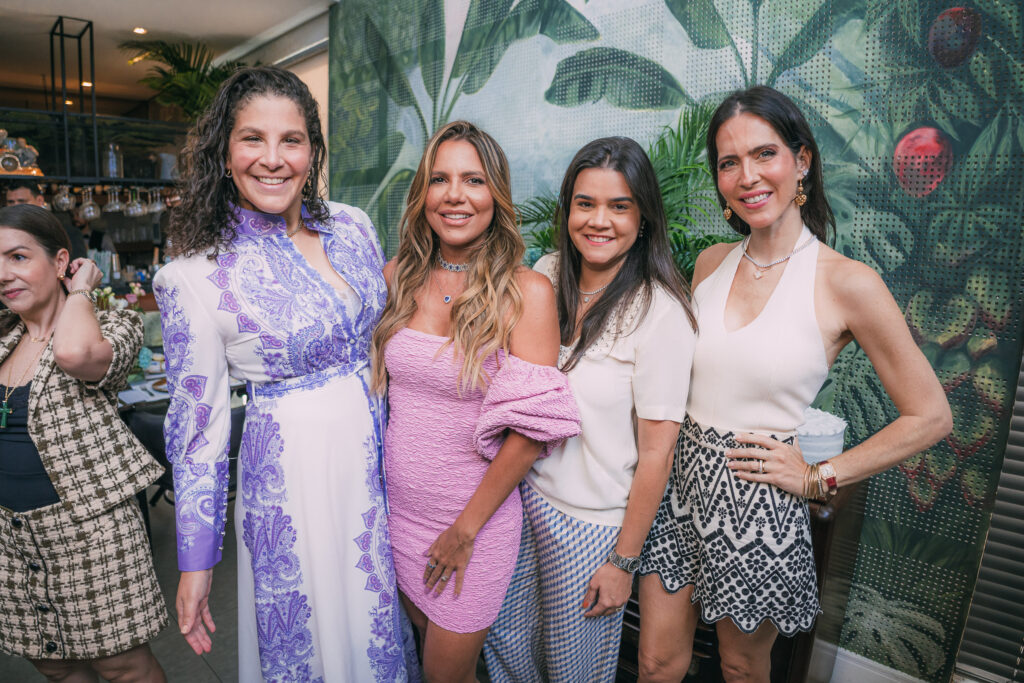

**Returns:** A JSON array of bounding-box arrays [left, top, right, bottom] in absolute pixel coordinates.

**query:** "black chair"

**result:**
[[124, 403, 246, 507]]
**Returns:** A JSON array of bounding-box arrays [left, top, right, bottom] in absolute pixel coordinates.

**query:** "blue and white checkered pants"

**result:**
[[483, 482, 624, 683]]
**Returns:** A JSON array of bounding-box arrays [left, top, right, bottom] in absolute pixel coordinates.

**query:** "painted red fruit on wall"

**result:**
[[893, 127, 953, 197], [927, 7, 982, 67]]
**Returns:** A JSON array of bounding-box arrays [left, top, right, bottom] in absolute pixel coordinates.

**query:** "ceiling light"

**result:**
[[133, 27, 147, 35], [81, 81, 93, 87]]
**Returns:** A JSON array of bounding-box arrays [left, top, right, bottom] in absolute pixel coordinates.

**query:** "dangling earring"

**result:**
[[639, 221, 646, 238], [795, 175, 807, 207], [225, 168, 233, 178], [723, 205, 733, 220]]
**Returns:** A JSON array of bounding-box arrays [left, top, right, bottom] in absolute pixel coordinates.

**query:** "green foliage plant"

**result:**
[[119, 40, 247, 121]]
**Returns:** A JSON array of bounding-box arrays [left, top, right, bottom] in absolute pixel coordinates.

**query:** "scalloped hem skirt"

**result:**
[[639, 415, 820, 637]]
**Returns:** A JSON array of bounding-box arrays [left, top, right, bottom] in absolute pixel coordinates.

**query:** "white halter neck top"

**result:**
[[686, 225, 829, 435]]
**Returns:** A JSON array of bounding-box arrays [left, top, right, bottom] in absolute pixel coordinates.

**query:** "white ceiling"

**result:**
[[0, 0, 332, 101]]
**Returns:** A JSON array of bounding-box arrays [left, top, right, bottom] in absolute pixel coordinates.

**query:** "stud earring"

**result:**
[[723, 205, 733, 220], [795, 178, 807, 207], [58, 273, 65, 281]]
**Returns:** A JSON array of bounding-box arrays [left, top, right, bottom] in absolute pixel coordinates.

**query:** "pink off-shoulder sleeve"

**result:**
[[474, 353, 581, 461]]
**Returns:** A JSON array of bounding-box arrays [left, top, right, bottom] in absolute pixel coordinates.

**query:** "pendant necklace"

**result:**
[[433, 269, 463, 305], [741, 233, 815, 280], [579, 282, 610, 304], [1, 335, 50, 429]]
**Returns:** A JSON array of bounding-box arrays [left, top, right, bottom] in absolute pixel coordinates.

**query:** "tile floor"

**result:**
[[0, 492, 240, 682]]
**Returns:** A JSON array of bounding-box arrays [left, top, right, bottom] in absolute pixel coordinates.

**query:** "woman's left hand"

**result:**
[[726, 433, 809, 498], [423, 522, 475, 597], [67, 258, 103, 293]]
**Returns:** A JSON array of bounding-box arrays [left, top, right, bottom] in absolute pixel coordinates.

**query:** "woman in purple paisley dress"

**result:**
[[154, 66, 418, 682]]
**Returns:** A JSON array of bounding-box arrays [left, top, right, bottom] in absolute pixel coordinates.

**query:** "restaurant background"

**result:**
[[327, 1, 1024, 681]]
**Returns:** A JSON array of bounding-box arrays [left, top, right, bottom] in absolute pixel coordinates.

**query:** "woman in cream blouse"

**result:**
[[483, 137, 696, 682]]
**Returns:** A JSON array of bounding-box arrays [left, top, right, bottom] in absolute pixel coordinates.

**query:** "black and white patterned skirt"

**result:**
[[639, 415, 820, 636], [0, 497, 168, 659]]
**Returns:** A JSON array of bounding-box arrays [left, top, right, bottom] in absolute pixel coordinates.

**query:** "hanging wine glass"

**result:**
[[125, 187, 146, 217], [103, 186, 124, 213], [148, 187, 166, 215], [52, 184, 75, 212], [78, 187, 100, 221]]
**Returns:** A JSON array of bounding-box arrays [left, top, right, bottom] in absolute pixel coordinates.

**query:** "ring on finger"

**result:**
[[426, 560, 437, 570], [440, 575, 449, 582], [758, 460, 764, 474]]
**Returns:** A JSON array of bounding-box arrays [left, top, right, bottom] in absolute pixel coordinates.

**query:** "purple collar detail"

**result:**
[[229, 203, 330, 237]]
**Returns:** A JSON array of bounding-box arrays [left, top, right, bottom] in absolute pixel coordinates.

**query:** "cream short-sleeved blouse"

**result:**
[[526, 253, 696, 526]]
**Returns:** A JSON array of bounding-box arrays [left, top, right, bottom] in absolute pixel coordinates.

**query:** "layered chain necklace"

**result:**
[[741, 234, 815, 279], [579, 282, 610, 304], [1, 334, 50, 429]]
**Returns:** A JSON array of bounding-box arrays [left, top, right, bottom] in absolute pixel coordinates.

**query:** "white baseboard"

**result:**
[[805, 641, 926, 683]]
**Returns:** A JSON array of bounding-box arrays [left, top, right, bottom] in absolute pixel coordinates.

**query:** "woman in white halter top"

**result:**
[[637, 86, 952, 683]]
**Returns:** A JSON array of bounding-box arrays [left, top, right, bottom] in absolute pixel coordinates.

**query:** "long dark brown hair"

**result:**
[[556, 137, 696, 372], [0, 204, 71, 335], [168, 65, 330, 258], [706, 85, 835, 244]]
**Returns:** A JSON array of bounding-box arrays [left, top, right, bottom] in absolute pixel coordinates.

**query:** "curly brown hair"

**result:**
[[167, 65, 330, 258]]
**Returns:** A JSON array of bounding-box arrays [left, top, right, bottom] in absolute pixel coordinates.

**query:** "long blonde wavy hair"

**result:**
[[371, 121, 525, 393]]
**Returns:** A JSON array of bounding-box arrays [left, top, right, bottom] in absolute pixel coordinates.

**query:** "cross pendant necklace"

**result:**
[[1, 332, 50, 429]]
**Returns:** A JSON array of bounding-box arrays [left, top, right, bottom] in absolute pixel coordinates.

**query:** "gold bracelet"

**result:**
[[67, 288, 97, 303]]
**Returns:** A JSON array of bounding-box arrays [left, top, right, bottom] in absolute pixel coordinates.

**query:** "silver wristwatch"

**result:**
[[607, 549, 641, 573]]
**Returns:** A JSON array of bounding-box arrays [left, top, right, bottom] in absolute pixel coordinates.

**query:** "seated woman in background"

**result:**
[[372, 120, 580, 683], [484, 136, 697, 682], [154, 65, 416, 681], [637, 85, 952, 683], [0, 204, 167, 682]]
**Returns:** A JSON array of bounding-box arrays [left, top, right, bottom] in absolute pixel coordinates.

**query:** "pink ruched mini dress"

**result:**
[[384, 327, 580, 633]]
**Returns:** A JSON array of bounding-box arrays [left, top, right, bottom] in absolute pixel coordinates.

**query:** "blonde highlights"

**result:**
[[371, 121, 524, 393]]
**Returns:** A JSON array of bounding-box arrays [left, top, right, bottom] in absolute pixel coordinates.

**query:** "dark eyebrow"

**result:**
[[236, 126, 306, 138], [2, 244, 32, 256], [572, 193, 633, 203]]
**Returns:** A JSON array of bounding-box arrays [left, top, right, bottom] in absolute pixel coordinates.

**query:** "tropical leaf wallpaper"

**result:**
[[329, 1, 1024, 680]]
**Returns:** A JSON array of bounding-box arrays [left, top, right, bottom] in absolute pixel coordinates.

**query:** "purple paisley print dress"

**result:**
[[155, 203, 418, 682]]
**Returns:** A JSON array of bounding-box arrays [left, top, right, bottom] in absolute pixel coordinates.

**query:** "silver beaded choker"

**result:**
[[438, 254, 469, 272]]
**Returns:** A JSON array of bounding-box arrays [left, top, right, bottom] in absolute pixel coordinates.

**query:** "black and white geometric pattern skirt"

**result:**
[[639, 415, 820, 636]]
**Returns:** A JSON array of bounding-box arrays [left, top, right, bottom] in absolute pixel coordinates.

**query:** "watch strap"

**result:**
[[67, 288, 97, 303], [819, 461, 839, 496], [607, 549, 641, 573]]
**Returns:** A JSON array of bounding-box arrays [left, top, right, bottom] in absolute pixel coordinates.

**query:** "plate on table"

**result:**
[[151, 377, 168, 393]]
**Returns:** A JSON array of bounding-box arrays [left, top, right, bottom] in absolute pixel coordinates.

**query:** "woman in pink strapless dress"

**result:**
[[370, 121, 580, 683]]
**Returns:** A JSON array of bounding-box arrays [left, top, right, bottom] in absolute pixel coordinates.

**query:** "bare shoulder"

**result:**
[[510, 266, 559, 364], [515, 265, 556, 305], [692, 240, 737, 288], [818, 243, 889, 304], [382, 258, 397, 288]]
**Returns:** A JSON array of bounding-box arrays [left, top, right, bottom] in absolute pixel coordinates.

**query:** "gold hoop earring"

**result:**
[[795, 178, 807, 207], [225, 168, 233, 178], [723, 206, 733, 220]]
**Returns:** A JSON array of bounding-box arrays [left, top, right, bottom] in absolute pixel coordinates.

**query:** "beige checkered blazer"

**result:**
[[0, 308, 163, 521]]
